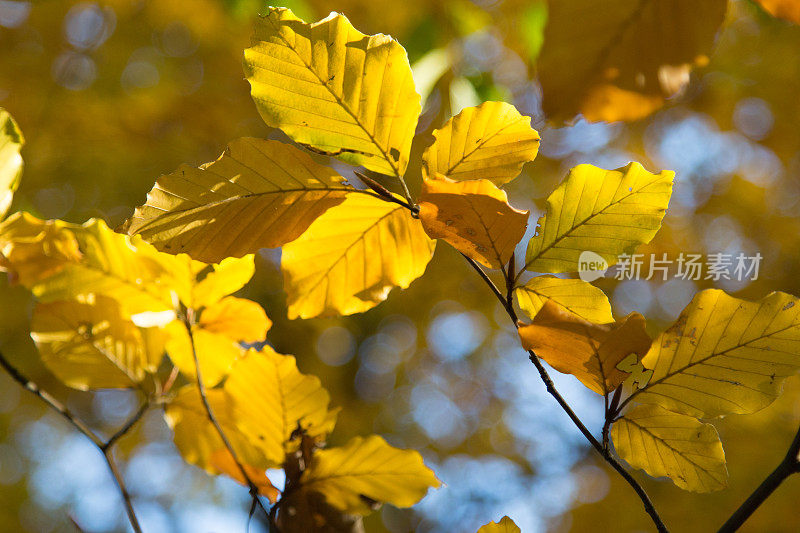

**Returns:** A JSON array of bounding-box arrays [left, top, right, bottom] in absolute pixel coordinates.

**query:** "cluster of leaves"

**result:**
[[120, 4, 800, 506], [3, 2, 800, 531], [0, 106, 439, 529]]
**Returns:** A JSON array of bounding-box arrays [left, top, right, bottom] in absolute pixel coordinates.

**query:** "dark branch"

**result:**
[[0, 349, 143, 533], [717, 422, 800, 533]]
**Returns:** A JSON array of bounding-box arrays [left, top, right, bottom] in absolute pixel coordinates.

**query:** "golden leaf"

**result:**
[[525, 162, 673, 273], [244, 8, 420, 177], [418, 176, 528, 269], [477, 516, 521, 533], [422, 101, 540, 185], [632, 289, 800, 418], [0, 108, 24, 219], [125, 138, 353, 263], [515, 275, 613, 324], [282, 192, 435, 319], [611, 403, 727, 492]]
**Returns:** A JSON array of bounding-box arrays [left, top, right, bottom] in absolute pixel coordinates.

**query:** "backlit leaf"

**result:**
[[244, 8, 420, 177], [422, 101, 540, 186], [192, 255, 256, 310], [477, 516, 521, 533], [164, 296, 269, 387], [515, 275, 613, 323], [223, 346, 336, 464], [0, 212, 82, 286], [632, 289, 800, 418], [518, 300, 651, 395], [611, 403, 727, 492], [31, 295, 163, 390], [418, 176, 528, 269], [282, 192, 435, 319], [536, 0, 727, 122], [125, 138, 353, 263], [0, 108, 24, 219], [209, 449, 280, 502], [300, 435, 441, 514], [525, 162, 673, 273], [165, 385, 272, 475]]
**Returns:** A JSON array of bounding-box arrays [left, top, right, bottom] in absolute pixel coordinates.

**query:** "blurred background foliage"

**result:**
[[1, 0, 800, 531]]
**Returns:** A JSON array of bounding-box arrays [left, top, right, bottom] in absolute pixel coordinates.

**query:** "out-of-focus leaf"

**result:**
[[164, 297, 269, 387], [0, 108, 24, 219], [282, 193, 435, 319], [611, 403, 727, 492], [525, 162, 673, 273], [0, 212, 82, 286], [756, 0, 800, 24], [477, 516, 521, 533], [299, 435, 441, 514], [518, 300, 651, 395], [418, 176, 528, 269], [223, 346, 336, 464], [633, 289, 800, 418], [515, 275, 613, 323], [191, 255, 255, 310], [30, 295, 163, 390], [124, 138, 353, 263], [536, 0, 727, 122], [244, 8, 420, 177], [3, 215, 189, 316], [209, 449, 280, 502], [422, 101, 540, 185], [165, 385, 272, 475]]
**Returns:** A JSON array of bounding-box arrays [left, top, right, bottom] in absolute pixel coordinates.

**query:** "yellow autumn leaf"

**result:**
[[418, 176, 528, 269], [536, 0, 727, 122], [611, 403, 727, 493], [209, 449, 280, 502], [191, 255, 256, 310], [0, 108, 24, 219], [0, 212, 83, 286], [124, 138, 353, 264], [165, 385, 272, 476], [477, 516, 521, 533], [244, 8, 420, 178], [525, 162, 674, 273], [299, 435, 441, 514], [5, 215, 193, 316], [422, 101, 540, 186], [223, 346, 336, 464], [515, 275, 613, 324], [756, 0, 800, 24], [30, 295, 163, 390], [282, 192, 435, 319], [164, 297, 269, 387], [518, 300, 651, 395], [631, 289, 800, 418]]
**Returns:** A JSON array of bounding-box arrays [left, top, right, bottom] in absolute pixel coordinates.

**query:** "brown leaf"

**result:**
[[518, 300, 651, 394]]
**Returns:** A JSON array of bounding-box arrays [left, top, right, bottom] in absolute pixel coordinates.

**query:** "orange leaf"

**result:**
[[518, 300, 651, 395], [209, 449, 280, 503], [418, 176, 528, 269]]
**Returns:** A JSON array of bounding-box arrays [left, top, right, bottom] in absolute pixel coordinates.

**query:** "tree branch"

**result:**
[[0, 350, 143, 533], [461, 258, 669, 533], [180, 310, 270, 520], [717, 421, 800, 533]]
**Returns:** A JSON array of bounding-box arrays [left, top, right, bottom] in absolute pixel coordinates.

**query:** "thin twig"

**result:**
[[717, 422, 800, 532], [180, 310, 270, 519], [461, 258, 669, 532], [0, 350, 143, 533], [103, 399, 151, 452]]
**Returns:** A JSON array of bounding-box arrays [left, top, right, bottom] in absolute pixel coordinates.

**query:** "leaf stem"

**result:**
[[717, 421, 800, 532], [462, 257, 669, 532], [180, 310, 270, 520], [0, 350, 143, 533]]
